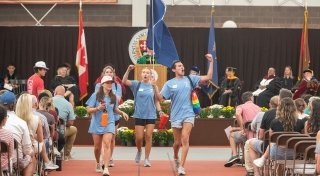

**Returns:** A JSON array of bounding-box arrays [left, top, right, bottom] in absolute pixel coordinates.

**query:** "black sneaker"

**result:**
[[224, 156, 240, 167]]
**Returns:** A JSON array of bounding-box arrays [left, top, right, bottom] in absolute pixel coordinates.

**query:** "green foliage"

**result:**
[[75, 106, 88, 118]]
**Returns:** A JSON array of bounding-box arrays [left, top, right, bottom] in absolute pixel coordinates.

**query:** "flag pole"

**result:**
[[151, 0, 155, 69]]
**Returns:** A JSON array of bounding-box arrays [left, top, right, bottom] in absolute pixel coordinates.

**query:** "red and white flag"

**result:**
[[75, 2, 88, 100]]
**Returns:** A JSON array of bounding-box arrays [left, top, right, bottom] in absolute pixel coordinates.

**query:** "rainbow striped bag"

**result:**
[[187, 76, 201, 115]]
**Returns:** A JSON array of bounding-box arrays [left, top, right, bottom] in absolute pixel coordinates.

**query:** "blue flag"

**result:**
[[202, 16, 219, 99], [146, 0, 179, 68]]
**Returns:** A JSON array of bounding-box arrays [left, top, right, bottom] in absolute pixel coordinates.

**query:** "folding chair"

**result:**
[[264, 132, 299, 176], [273, 134, 309, 176], [292, 141, 317, 175], [0, 140, 11, 176], [283, 137, 316, 176]]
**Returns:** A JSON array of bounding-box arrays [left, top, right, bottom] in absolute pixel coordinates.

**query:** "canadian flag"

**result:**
[[75, 4, 88, 100]]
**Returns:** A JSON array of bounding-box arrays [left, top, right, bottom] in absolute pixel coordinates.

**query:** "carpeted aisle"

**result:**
[[49, 160, 244, 176]]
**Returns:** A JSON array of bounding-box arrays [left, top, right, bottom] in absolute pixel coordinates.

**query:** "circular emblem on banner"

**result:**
[[128, 28, 148, 64]]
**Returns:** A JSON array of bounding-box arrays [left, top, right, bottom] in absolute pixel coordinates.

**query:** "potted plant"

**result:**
[[158, 130, 168, 146], [75, 106, 89, 118], [118, 99, 134, 117], [117, 127, 129, 145], [124, 129, 135, 146], [152, 129, 159, 145], [166, 129, 173, 146], [220, 106, 236, 118]]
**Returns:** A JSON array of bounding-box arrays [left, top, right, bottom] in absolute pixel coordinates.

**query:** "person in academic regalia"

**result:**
[[256, 68, 282, 108], [293, 69, 318, 99], [281, 66, 296, 91], [219, 67, 240, 106]]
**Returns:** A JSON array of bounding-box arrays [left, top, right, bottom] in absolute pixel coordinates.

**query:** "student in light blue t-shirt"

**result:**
[[122, 65, 161, 167], [95, 65, 123, 168], [153, 54, 214, 175], [86, 75, 129, 175]]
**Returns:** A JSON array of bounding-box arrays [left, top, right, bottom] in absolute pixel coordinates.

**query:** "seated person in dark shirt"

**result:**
[[246, 89, 292, 175], [281, 66, 296, 91], [253, 97, 304, 172]]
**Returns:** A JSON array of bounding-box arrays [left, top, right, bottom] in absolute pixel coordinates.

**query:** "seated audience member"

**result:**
[[304, 99, 320, 135], [256, 68, 282, 108], [219, 67, 240, 106], [1, 91, 35, 175], [245, 96, 279, 175], [246, 89, 292, 175], [189, 66, 200, 76], [0, 105, 14, 171], [253, 98, 304, 173], [50, 64, 80, 106], [52, 86, 77, 160], [281, 66, 296, 90], [293, 69, 317, 99], [224, 92, 261, 167], [315, 131, 320, 175], [16, 93, 58, 170], [294, 98, 308, 120]]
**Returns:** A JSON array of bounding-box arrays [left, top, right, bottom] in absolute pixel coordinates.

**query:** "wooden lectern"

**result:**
[[134, 64, 167, 90]]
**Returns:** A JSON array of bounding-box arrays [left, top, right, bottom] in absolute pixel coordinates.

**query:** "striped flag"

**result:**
[[75, 2, 88, 100], [298, 6, 310, 80]]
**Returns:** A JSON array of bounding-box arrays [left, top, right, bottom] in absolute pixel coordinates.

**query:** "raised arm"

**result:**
[[200, 54, 214, 82], [122, 65, 135, 86]]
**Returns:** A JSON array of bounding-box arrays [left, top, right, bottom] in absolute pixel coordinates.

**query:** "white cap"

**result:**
[[101, 75, 113, 84], [34, 61, 49, 70]]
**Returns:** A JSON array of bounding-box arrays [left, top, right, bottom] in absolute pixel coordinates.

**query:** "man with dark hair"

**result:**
[[27, 61, 49, 98], [224, 91, 261, 167], [154, 54, 213, 175]]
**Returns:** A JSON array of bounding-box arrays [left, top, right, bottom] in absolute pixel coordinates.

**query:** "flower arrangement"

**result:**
[[200, 107, 212, 118], [75, 106, 88, 118], [261, 107, 268, 112], [157, 130, 168, 145], [160, 100, 171, 115], [166, 129, 174, 146], [117, 127, 135, 145], [220, 106, 236, 118], [118, 99, 134, 117]]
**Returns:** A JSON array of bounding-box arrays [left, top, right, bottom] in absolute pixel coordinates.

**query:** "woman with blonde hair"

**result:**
[[16, 93, 58, 170], [122, 65, 161, 167]]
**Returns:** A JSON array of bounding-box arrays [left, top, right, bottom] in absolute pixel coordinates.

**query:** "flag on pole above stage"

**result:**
[[75, 1, 88, 100], [146, 0, 179, 68], [298, 5, 310, 80], [201, 9, 219, 99]]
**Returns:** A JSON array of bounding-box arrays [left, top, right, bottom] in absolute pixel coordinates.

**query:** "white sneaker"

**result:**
[[108, 160, 114, 167], [135, 151, 142, 163], [144, 159, 151, 167], [177, 166, 186, 175], [253, 157, 265, 168], [44, 161, 59, 170], [95, 163, 102, 173], [53, 147, 60, 156], [102, 168, 110, 176]]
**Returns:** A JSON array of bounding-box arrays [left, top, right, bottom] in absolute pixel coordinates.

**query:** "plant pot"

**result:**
[[126, 140, 133, 147], [159, 141, 166, 147]]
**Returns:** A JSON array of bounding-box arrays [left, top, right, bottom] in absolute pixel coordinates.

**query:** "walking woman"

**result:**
[[122, 65, 160, 167], [86, 75, 129, 176], [95, 65, 123, 167]]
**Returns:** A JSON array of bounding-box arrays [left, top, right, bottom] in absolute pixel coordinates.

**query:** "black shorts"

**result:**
[[135, 118, 156, 126], [115, 120, 120, 126]]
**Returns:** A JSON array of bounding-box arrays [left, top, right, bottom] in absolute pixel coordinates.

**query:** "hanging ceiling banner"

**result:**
[[0, 0, 117, 4]]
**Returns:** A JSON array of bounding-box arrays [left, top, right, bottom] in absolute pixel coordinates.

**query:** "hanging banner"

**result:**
[[0, 0, 117, 4]]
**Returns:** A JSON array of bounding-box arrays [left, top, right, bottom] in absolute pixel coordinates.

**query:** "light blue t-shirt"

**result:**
[[95, 83, 122, 121], [130, 80, 156, 119], [86, 93, 117, 134], [52, 95, 76, 122], [160, 75, 201, 122]]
